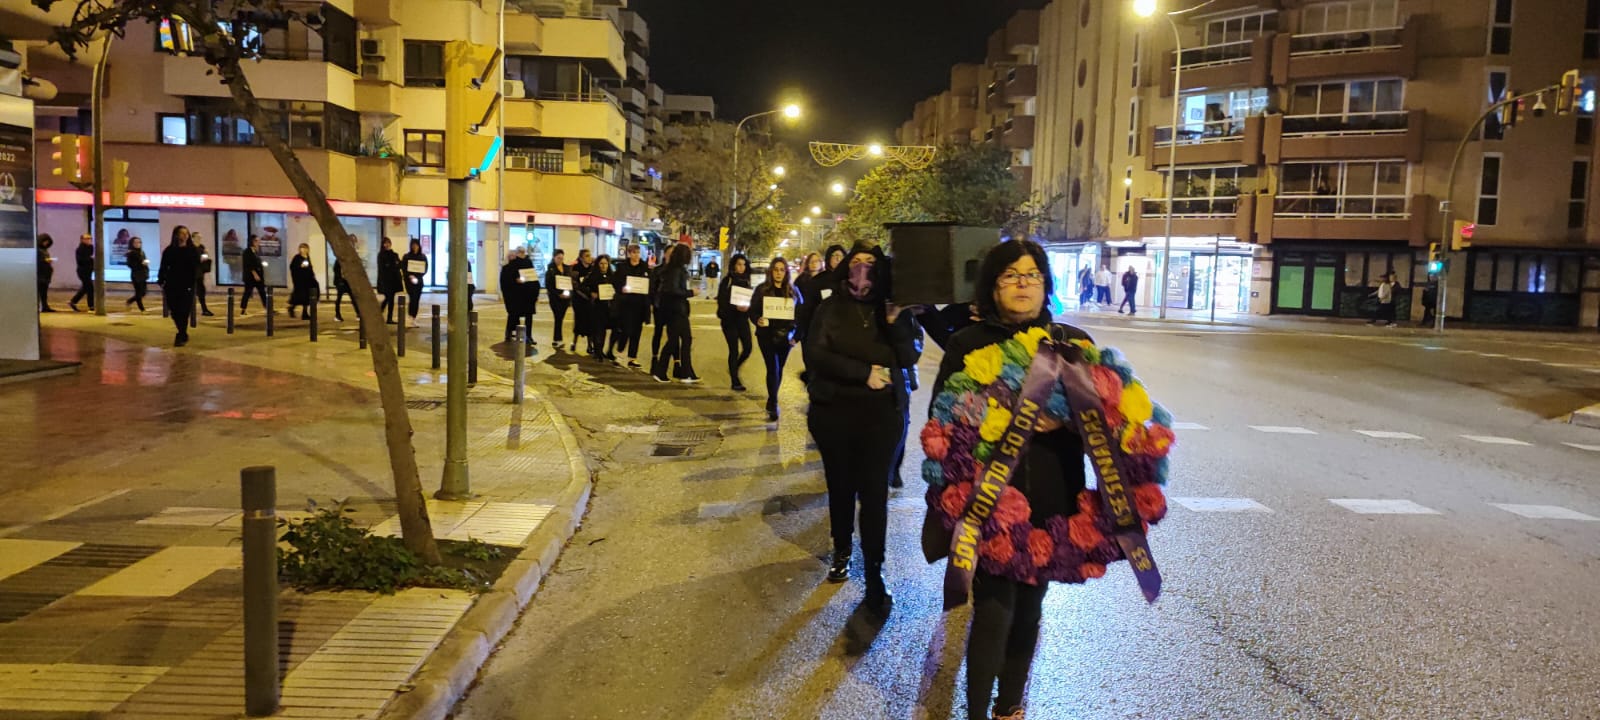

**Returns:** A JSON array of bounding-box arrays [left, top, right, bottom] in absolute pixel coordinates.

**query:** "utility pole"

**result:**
[[91, 35, 111, 316], [438, 41, 503, 500]]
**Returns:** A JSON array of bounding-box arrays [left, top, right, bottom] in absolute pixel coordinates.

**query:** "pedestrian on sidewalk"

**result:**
[[402, 239, 427, 327], [545, 249, 572, 349], [1119, 266, 1139, 315], [500, 247, 538, 345], [1077, 265, 1094, 307], [652, 243, 700, 384], [703, 257, 720, 296], [583, 254, 618, 362], [648, 257, 667, 368], [1094, 264, 1113, 308], [193, 233, 215, 317], [377, 237, 402, 324], [288, 243, 318, 320], [751, 256, 801, 422], [124, 237, 149, 312], [1421, 282, 1437, 326], [69, 233, 94, 312], [332, 243, 362, 322], [37, 234, 56, 312], [1370, 272, 1398, 326], [717, 253, 754, 391], [612, 245, 651, 368], [157, 226, 200, 346], [804, 243, 922, 618], [240, 235, 268, 316], [571, 249, 597, 355]]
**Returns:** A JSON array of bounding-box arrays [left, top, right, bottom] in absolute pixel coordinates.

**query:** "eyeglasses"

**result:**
[[997, 271, 1045, 287]]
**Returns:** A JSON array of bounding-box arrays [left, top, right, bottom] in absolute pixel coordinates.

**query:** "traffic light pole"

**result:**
[[438, 177, 471, 500], [91, 35, 111, 317]]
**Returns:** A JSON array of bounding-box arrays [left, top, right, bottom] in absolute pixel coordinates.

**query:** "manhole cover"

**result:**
[[652, 444, 693, 457], [406, 400, 445, 411], [654, 429, 719, 445]]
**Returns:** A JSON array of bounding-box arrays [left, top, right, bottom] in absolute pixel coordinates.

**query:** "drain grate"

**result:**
[[651, 444, 693, 457], [406, 400, 445, 411], [654, 428, 720, 445]]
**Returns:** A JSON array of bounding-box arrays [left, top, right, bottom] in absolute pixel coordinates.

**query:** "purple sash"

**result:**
[[943, 340, 1162, 610]]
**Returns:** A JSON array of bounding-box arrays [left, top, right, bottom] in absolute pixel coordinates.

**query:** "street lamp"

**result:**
[[773, 165, 787, 177], [802, 217, 813, 225], [810, 205, 823, 216], [782, 103, 801, 119], [830, 181, 846, 195], [732, 102, 804, 242], [867, 143, 884, 157], [1134, 0, 1221, 320]]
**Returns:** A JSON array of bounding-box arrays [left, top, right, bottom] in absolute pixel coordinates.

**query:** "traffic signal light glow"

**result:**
[[51, 134, 87, 185], [109, 159, 130, 207]]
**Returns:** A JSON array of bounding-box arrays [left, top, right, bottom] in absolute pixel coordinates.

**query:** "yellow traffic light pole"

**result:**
[[91, 34, 112, 316]]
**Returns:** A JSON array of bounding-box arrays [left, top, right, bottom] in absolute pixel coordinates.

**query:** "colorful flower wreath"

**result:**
[[922, 326, 1175, 586]]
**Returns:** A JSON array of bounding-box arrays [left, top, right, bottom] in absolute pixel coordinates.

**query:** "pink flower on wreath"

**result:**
[[980, 532, 1016, 565], [992, 487, 1032, 528], [954, 392, 988, 426], [1081, 562, 1107, 580], [1134, 483, 1168, 523], [940, 482, 973, 521], [1067, 511, 1105, 552], [921, 422, 952, 461], [1027, 528, 1054, 567], [1092, 365, 1124, 407]]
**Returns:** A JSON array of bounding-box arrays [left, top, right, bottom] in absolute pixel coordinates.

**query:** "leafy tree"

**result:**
[[837, 162, 934, 247], [40, 0, 440, 563], [654, 121, 816, 255], [838, 143, 1035, 248]]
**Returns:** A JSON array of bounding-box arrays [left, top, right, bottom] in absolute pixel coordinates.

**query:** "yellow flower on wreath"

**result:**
[[980, 398, 1013, 442], [1119, 381, 1154, 426], [1014, 327, 1049, 355], [964, 345, 1005, 385]]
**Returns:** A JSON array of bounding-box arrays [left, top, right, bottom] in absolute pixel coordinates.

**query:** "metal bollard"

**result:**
[[468, 310, 479, 385], [396, 297, 406, 357], [265, 288, 275, 338], [240, 466, 279, 717], [308, 298, 319, 342], [227, 288, 236, 335], [431, 305, 442, 370], [512, 326, 526, 405]]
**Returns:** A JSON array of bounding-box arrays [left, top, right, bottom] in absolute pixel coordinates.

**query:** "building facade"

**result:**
[[1027, 0, 1600, 328], [27, 0, 673, 297]]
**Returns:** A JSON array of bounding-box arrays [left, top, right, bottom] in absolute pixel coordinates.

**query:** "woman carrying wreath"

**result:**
[[923, 239, 1173, 720]]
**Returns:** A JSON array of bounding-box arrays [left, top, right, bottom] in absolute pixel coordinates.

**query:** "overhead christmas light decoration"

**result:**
[[808, 142, 937, 170]]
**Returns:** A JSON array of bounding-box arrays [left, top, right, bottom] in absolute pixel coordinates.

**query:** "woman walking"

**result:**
[[805, 243, 921, 617], [332, 249, 359, 322], [716, 253, 754, 391], [545, 249, 572, 349], [651, 243, 700, 384], [612, 244, 651, 369], [402, 239, 428, 327], [583, 254, 618, 361], [240, 235, 268, 316], [193, 234, 214, 317], [749, 256, 801, 421], [157, 226, 199, 346], [499, 247, 538, 345], [37, 234, 56, 312], [124, 237, 150, 312], [287, 243, 318, 320], [377, 237, 402, 323], [571, 249, 597, 355]]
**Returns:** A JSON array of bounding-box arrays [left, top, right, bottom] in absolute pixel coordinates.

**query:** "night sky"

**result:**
[[632, 0, 1049, 143]]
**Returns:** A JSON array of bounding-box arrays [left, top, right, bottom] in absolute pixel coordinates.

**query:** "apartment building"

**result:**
[[896, 64, 983, 146], [27, 0, 668, 296], [1030, 0, 1600, 329], [662, 94, 717, 125], [975, 11, 1042, 188]]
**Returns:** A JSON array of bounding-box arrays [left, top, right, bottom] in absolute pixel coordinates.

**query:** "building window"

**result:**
[[1144, 165, 1254, 217], [1578, 76, 1596, 145], [1122, 166, 1133, 223], [1127, 97, 1141, 156], [175, 99, 359, 155], [1472, 253, 1581, 293], [1489, 0, 1513, 55], [1587, 0, 1600, 58], [1276, 160, 1409, 217], [1203, 11, 1276, 46], [1299, 0, 1400, 34], [1485, 69, 1509, 140], [1570, 159, 1589, 229], [1478, 153, 1502, 226], [404, 41, 446, 88], [157, 114, 189, 145], [1287, 78, 1405, 132], [405, 130, 445, 168], [1130, 32, 1141, 88]]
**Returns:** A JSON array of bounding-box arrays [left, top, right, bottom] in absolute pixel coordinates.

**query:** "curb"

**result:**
[[1572, 404, 1600, 431], [377, 386, 594, 720]]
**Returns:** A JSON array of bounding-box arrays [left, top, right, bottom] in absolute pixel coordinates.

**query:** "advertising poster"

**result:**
[[0, 123, 34, 250]]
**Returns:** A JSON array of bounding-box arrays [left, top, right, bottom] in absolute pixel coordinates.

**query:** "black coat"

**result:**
[[37, 247, 53, 284], [196, 249, 213, 281], [377, 249, 403, 294], [716, 272, 753, 323], [544, 261, 572, 305], [75, 242, 94, 281], [126, 248, 150, 281], [402, 251, 428, 289], [793, 270, 838, 343], [581, 265, 616, 307], [803, 293, 922, 408], [500, 257, 539, 314], [614, 258, 651, 318], [158, 244, 199, 291], [243, 247, 266, 285], [333, 259, 353, 293], [289, 254, 318, 305], [749, 280, 801, 342], [1122, 271, 1138, 293]]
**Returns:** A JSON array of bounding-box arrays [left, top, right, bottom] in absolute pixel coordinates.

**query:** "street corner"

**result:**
[[1571, 403, 1600, 431]]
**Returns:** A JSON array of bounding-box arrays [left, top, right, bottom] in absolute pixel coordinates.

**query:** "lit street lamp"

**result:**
[[773, 165, 787, 177], [802, 217, 813, 225], [830, 181, 846, 195], [810, 205, 823, 216], [867, 143, 884, 157], [732, 102, 803, 243]]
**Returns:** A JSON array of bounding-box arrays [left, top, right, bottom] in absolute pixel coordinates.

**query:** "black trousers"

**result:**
[[966, 572, 1047, 720], [1119, 291, 1136, 314], [335, 288, 361, 319], [195, 280, 210, 312], [808, 400, 900, 565], [166, 286, 194, 338], [1377, 302, 1396, 324], [550, 300, 570, 344], [572, 300, 593, 350], [380, 291, 397, 321], [721, 318, 752, 382], [611, 302, 645, 358], [71, 274, 93, 308], [651, 315, 667, 362], [405, 282, 423, 318], [242, 280, 268, 312], [653, 305, 696, 378], [503, 307, 532, 343], [127, 278, 148, 311], [37, 280, 50, 310], [589, 302, 612, 354], [755, 331, 792, 409]]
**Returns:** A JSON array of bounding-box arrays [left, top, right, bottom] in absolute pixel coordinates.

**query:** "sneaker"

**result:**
[[767, 408, 779, 423], [553, 341, 564, 350], [678, 375, 702, 385], [652, 373, 671, 383], [731, 382, 747, 392], [202, 310, 216, 317], [627, 360, 642, 370], [174, 333, 188, 347], [69, 303, 81, 312], [826, 552, 849, 583]]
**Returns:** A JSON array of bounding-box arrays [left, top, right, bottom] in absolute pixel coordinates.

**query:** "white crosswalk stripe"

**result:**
[[1250, 426, 1317, 435], [1172, 497, 1272, 513], [1461, 435, 1532, 446], [1355, 430, 1424, 440], [1489, 504, 1599, 521], [1563, 442, 1600, 452], [1172, 422, 1209, 430], [1329, 499, 1440, 515]]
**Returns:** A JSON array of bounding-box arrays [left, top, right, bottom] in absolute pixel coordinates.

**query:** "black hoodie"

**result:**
[[802, 244, 921, 407]]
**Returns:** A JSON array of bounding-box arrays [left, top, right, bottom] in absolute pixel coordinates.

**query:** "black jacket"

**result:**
[[37, 247, 53, 283], [716, 272, 753, 323], [803, 293, 922, 408], [196, 248, 213, 281], [614, 258, 651, 313], [500, 258, 538, 314], [126, 248, 150, 281], [289, 254, 318, 305], [243, 247, 266, 285], [931, 315, 1092, 523], [158, 244, 199, 291], [376, 249, 402, 293], [333, 259, 352, 292], [581, 265, 615, 306], [1122, 271, 1138, 293], [570, 262, 596, 302], [544, 261, 572, 305], [75, 242, 94, 281], [749, 280, 801, 342], [402, 251, 428, 288]]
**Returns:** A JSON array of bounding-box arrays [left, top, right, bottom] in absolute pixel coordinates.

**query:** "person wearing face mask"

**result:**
[[612, 244, 651, 369], [716, 253, 755, 391], [157, 226, 200, 346], [124, 237, 150, 312], [749, 256, 802, 421], [545, 249, 573, 349], [804, 243, 922, 618], [287, 243, 318, 320]]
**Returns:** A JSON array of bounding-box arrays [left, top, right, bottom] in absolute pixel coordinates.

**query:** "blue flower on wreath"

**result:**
[[998, 362, 1025, 392], [922, 459, 945, 487], [931, 392, 957, 423], [1046, 387, 1070, 421]]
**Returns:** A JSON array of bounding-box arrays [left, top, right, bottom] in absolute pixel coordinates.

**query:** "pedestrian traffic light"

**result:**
[[50, 134, 86, 185], [443, 40, 503, 180], [1557, 69, 1582, 116], [1427, 243, 1444, 274], [1450, 220, 1475, 251], [109, 159, 130, 207]]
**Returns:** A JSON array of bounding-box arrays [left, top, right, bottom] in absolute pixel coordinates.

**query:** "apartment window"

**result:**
[[404, 41, 446, 87], [1484, 69, 1509, 140], [1289, 79, 1404, 116], [1489, 0, 1513, 55], [1578, 76, 1596, 145], [1130, 32, 1141, 88], [1586, 0, 1600, 58], [405, 130, 445, 168], [1127, 97, 1141, 156], [1570, 159, 1589, 229], [1472, 253, 1581, 293], [1146, 165, 1254, 216], [1203, 12, 1276, 46], [1122, 167, 1133, 223], [1277, 160, 1408, 216], [1478, 153, 1502, 226], [157, 114, 189, 145], [1299, 0, 1400, 34]]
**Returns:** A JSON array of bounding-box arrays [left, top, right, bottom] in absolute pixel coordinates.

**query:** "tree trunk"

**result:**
[[217, 57, 441, 564]]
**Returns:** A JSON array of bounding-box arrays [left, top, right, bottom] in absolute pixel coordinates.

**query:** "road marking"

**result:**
[[604, 423, 660, 434], [0, 539, 81, 582], [1461, 435, 1532, 446], [1172, 422, 1209, 431], [1250, 426, 1317, 435], [1355, 430, 1424, 440], [78, 546, 242, 597], [1172, 497, 1272, 513], [0, 488, 131, 539], [1563, 442, 1600, 452], [1329, 498, 1440, 515], [136, 506, 241, 527], [0, 663, 169, 712], [1489, 503, 1599, 521]]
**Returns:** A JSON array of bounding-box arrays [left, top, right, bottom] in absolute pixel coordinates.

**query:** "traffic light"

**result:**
[[1427, 243, 1444, 274], [1451, 219, 1475, 251], [1557, 69, 1582, 116], [718, 226, 729, 252], [109, 159, 130, 207], [50, 134, 86, 185], [443, 40, 503, 180], [1499, 91, 1524, 129]]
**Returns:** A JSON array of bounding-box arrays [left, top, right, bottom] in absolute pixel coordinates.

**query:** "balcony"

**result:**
[[504, 10, 546, 53], [1135, 194, 1257, 240], [1257, 192, 1428, 244], [1162, 35, 1273, 96], [618, 10, 650, 49], [164, 55, 356, 107], [629, 158, 648, 179], [647, 83, 665, 108], [539, 94, 628, 150], [1146, 115, 1265, 169], [503, 168, 639, 219], [352, 0, 398, 27], [354, 78, 401, 117], [540, 16, 627, 78], [649, 115, 664, 134], [1264, 110, 1424, 164], [503, 99, 544, 135], [619, 86, 647, 111], [1274, 17, 1418, 83], [38, 142, 359, 201], [1004, 65, 1038, 101], [1002, 116, 1036, 149], [628, 50, 648, 79], [627, 121, 647, 151]]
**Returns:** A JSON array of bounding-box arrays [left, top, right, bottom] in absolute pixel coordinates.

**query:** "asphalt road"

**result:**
[[452, 304, 1600, 720]]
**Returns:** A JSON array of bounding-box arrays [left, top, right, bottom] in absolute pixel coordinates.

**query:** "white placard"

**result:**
[[518, 268, 539, 283], [763, 297, 795, 320], [729, 286, 754, 308], [554, 275, 573, 291], [598, 285, 616, 301], [820, 288, 833, 300], [407, 260, 426, 274], [625, 276, 649, 294]]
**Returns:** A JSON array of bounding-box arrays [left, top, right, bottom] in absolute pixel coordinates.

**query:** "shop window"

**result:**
[[1570, 159, 1589, 230], [101, 209, 161, 284], [1478, 153, 1502, 226], [216, 211, 289, 287], [1489, 0, 1513, 55], [404, 41, 447, 88], [405, 130, 445, 168], [1485, 69, 1509, 140], [325, 217, 383, 284]]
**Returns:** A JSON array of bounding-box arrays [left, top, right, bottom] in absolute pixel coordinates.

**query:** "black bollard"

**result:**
[[396, 297, 406, 357], [227, 288, 236, 335], [431, 305, 442, 370], [512, 326, 526, 405], [241, 466, 279, 717], [309, 298, 318, 343], [265, 288, 275, 338], [468, 310, 479, 385], [359, 318, 367, 350]]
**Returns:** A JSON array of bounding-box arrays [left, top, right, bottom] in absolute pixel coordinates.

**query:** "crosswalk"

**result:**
[[1174, 496, 1598, 520], [1173, 421, 1598, 451]]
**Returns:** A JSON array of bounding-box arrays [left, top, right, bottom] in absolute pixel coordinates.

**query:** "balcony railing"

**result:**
[[1141, 196, 1240, 217], [1289, 26, 1404, 57], [1274, 194, 1408, 218], [506, 151, 566, 173], [1154, 118, 1246, 147], [1281, 111, 1408, 137], [1178, 39, 1255, 69], [538, 89, 620, 111]]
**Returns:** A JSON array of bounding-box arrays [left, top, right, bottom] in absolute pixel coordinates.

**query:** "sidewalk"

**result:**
[[0, 303, 592, 720]]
